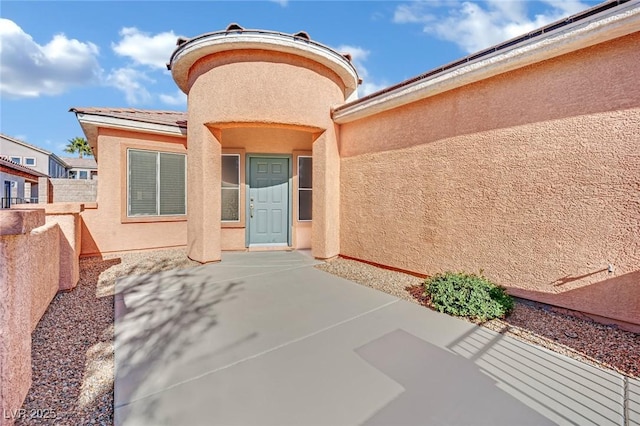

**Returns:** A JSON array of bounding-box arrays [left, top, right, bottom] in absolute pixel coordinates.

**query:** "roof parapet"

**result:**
[[168, 28, 359, 98]]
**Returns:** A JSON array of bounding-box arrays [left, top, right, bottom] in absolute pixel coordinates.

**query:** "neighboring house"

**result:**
[[62, 156, 97, 180], [0, 156, 47, 208], [71, 1, 639, 329], [0, 133, 68, 178]]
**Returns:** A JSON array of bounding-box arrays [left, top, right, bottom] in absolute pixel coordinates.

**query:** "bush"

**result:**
[[424, 272, 514, 321]]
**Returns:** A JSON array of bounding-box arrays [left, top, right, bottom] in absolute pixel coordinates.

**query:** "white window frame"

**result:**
[[127, 148, 187, 218], [10, 157, 21, 164], [24, 157, 36, 167], [298, 156, 312, 222], [221, 154, 241, 223]]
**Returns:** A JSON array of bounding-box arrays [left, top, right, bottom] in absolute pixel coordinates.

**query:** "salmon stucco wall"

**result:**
[[44, 203, 83, 291], [13, 203, 83, 291], [80, 128, 188, 256], [339, 33, 640, 326], [0, 209, 60, 425], [186, 49, 346, 260]]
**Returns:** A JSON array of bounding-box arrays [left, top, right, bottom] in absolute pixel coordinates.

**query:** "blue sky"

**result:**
[[1, 0, 599, 157]]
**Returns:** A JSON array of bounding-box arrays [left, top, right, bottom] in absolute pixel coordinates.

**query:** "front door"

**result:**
[[248, 157, 289, 245]]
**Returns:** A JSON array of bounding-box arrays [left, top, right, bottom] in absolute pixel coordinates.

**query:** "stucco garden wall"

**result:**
[[338, 33, 640, 327], [80, 128, 187, 257], [42, 203, 84, 291], [0, 209, 60, 425]]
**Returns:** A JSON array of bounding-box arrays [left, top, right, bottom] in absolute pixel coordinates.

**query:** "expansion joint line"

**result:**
[[117, 298, 399, 408], [623, 375, 629, 426]]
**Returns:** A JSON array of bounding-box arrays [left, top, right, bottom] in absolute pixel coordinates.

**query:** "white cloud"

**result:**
[[112, 27, 181, 69], [105, 67, 153, 104], [269, 0, 288, 6], [334, 44, 388, 97], [159, 90, 187, 107], [108, 27, 188, 105], [393, 0, 591, 53], [394, 2, 434, 24], [0, 19, 101, 98]]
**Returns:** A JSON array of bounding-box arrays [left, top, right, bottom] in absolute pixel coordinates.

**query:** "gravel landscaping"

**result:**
[[17, 249, 639, 425], [316, 257, 640, 378], [17, 249, 199, 426]]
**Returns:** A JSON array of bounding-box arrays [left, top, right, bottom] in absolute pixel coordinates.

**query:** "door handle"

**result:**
[[250, 203, 254, 218]]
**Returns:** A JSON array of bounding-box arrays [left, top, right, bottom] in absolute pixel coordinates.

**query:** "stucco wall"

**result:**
[[339, 33, 640, 326], [80, 128, 187, 256], [0, 209, 60, 424], [43, 203, 83, 291], [7, 203, 83, 310], [186, 49, 345, 261], [50, 178, 97, 203]]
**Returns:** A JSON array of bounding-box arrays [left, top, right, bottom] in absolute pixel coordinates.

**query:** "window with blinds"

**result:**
[[221, 154, 240, 221], [298, 156, 312, 221], [128, 149, 186, 217]]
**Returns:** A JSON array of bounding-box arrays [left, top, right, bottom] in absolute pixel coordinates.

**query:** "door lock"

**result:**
[[250, 203, 254, 218]]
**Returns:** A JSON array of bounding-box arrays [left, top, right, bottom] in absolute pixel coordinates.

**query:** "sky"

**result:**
[[0, 0, 600, 157]]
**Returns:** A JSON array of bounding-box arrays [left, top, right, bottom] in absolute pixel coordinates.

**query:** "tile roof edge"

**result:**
[[70, 107, 188, 128], [0, 155, 48, 177]]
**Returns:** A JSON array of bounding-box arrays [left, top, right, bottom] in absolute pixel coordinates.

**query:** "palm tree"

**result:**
[[64, 137, 93, 158]]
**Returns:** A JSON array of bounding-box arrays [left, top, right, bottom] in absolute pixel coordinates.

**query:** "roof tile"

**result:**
[[0, 155, 48, 177], [70, 107, 187, 128]]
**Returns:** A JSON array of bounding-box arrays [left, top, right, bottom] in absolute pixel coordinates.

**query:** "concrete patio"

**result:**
[[114, 251, 638, 425]]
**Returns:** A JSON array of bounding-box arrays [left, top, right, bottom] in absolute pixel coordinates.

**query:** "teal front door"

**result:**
[[248, 157, 289, 245]]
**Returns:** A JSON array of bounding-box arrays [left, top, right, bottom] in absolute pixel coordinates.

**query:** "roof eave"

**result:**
[[71, 111, 187, 162], [332, 0, 640, 124], [73, 111, 186, 136]]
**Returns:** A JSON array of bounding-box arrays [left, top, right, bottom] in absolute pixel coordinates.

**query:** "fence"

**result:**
[[0, 197, 39, 209]]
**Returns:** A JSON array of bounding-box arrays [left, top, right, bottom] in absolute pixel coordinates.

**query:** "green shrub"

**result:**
[[424, 272, 514, 321]]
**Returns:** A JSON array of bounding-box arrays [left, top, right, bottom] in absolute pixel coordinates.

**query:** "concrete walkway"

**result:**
[[114, 251, 638, 425]]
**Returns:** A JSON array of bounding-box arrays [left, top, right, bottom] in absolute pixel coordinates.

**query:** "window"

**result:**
[[128, 149, 186, 217], [298, 156, 312, 221], [49, 159, 66, 178], [24, 157, 36, 166], [10, 157, 21, 164], [221, 154, 240, 221], [79, 170, 88, 179]]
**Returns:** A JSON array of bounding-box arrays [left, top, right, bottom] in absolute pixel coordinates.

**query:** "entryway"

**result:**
[[247, 156, 290, 246], [113, 251, 626, 425]]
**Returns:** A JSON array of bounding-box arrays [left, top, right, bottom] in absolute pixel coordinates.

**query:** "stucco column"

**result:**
[[187, 125, 221, 263], [312, 129, 341, 259]]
